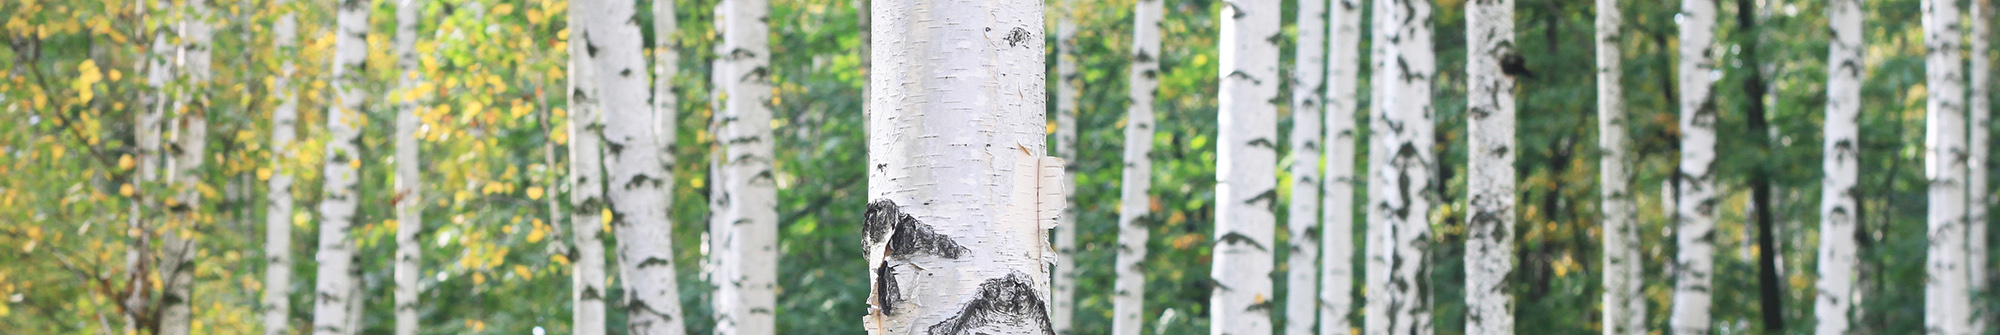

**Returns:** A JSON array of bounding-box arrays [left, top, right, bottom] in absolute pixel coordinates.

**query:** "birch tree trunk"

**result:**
[[611, 0, 691, 332], [312, 1, 370, 333], [263, 2, 299, 333], [1465, 0, 1515, 334], [1816, 0, 1864, 332], [567, 0, 609, 333], [1967, 1, 1991, 332], [1668, 0, 1719, 333], [391, 0, 423, 333], [1365, 0, 1435, 333], [1113, 0, 1161, 332], [1286, 0, 1327, 332], [1923, 0, 1972, 332], [1320, 1, 1362, 333], [1213, 0, 1280, 333], [1596, 2, 1644, 335], [127, 1, 173, 331], [159, 3, 212, 334], [1052, 3, 1080, 333], [861, 0, 1053, 331], [709, 0, 777, 331]]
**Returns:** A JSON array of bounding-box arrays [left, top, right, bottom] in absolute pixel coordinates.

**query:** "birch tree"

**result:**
[[313, 0, 370, 333], [391, 0, 424, 333], [860, 0, 1054, 331], [1815, 0, 1864, 332], [1320, 0, 1363, 333], [1465, 0, 1515, 333], [1923, 0, 1972, 332], [1596, 1, 1644, 335], [1668, 0, 1719, 333], [263, 1, 300, 333], [1967, 1, 1991, 332], [1212, 0, 1280, 332], [1112, 0, 1161, 333], [566, 0, 609, 332], [158, 2, 212, 334], [709, 0, 778, 330], [1365, 0, 1436, 333], [126, 1, 175, 332], [1052, 2, 1080, 333], [611, 0, 692, 332], [1286, 0, 1327, 332]]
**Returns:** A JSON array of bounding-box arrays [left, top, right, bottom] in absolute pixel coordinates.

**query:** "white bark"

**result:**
[[1213, 0, 1280, 333], [159, 2, 211, 334], [1596, 1, 1644, 335], [1286, 0, 1327, 332], [128, 1, 172, 331], [1465, 1, 1514, 334], [391, 0, 423, 334], [567, 0, 609, 333], [1365, 0, 1435, 333], [263, 2, 299, 333], [1816, 0, 1864, 333], [1924, 0, 1972, 332], [1319, 0, 1361, 333], [1669, 0, 1718, 333], [1967, 0, 1991, 332], [613, 0, 691, 332], [1052, 3, 1080, 334], [709, 0, 777, 331], [861, 0, 1052, 331], [1113, 0, 1161, 333], [312, 0, 369, 333]]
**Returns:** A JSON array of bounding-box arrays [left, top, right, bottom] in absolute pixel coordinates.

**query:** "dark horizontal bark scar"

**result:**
[[926, 272, 1056, 335], [864, 199, 970, 259]]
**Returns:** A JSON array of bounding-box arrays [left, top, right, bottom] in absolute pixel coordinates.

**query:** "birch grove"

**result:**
[[1669, 0, 1720, 333], [1212, 0, 1279, 332], [1052, 2, 1080, 333], [391, 0, 424, 333], [861, 0, 1053, 331], [709, 0, 778, 329], [614, 0, 692, 332], [1923, 0, 1972, 332], [1816, 0, 1864, 332], [567, 0, 610, 332], [1321, 0, 1363, 333], [263, 1, 299, 333], [1465, 0, 1515, 333], [1596, 1, 1644, 334], [1286, 0, 1327, 331], [1112, 0, 1161, 332], [311, 0, 369, 333], [1366, 0, 1436, 333]]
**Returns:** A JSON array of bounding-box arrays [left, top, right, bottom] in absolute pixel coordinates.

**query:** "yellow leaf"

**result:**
[[551, 254, 571, 266], [473, 272, 486, 286], [526, 186, 544, 200], [257, 168, 273, 181], [293, 212, 311, 228], [551, 127, 568, 145], [512, 265, 533, 280], [120, 183, 134, 197], [118, 154, 135, 170], [492, 3, 515, 15], [526, 226, 546, 243]]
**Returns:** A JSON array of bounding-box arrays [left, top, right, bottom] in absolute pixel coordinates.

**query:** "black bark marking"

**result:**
[[864, 199, 970, 259], [926, 272, 1056, 335], [637, 257, 673, 268], [1004, 27, 1033, 47], [1216, 232, 1268, 252], [875, 264, 899, 316]]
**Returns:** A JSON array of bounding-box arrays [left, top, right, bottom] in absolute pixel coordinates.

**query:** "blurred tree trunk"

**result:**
[[611, 0, 692, 333], [1968, 0, 1992, 332], [1669, 0, 1719, 333], [1112, 0, 1161, 333], [1285, 0, 1326, 333], [1731, 0, 1784, 331], [264, 1, 300, 333], [1815, 1, 1863, 332], [1051, 2, 1079, 334], [861, 0, 1053, 331], [313, 0, 370, 333], [1923, 0, 1972, 332], [1212, 0, 1279, 332], [1596, 1, 1643, 334], [567, 0, 609, 333], [158, 1, 210, 334], [1320, 0, 1362, 333], [1365, 0, 1435, 334], [1466, 0, 1515, 334], [391, 0, 424, 334], [709, 0, 777, 330]]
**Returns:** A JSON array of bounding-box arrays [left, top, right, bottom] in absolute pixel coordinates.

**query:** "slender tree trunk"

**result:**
[[1669, 0, 1719, 333], [1924, 0, 1973, 332], [391, 0, 423, 333], [1816, 2, 1864, 333], [1112, 0, 1161, 333], [611, 0, 691, 333], [709, 0, 777, 331], [1466, 0, 1515, 334], [1319, 0, 1362, 333], [263, 2, 300, 333], [1213, 0, 1280, 333], [1596, 1, 1643, 334], [1729, 0, 1786, 331], [127, 1, 174, 332], [1052, 3, 1080, 334], [158, 2, 212, 334], [1365, 0, 1435, 333], [567, 0, 609, 333], [860, 0, 1053, 332], [1968, 0, 1992, 333], [1286, 0, 1327, 332], [312, 1, 370, 333]]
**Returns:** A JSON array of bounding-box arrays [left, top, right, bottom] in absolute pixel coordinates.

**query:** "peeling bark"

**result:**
[[312, 1, 370, 334], [1816, 0, 1863, 333], [1668, 0, 1719, 333], [1365, 0, 1435, 334], [709, 0, 778, 331], [1112, 0, 1161, 332]]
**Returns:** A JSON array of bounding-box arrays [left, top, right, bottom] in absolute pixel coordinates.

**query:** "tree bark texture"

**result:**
[[1466, 0, 1516, 333], [1113, 0, 1162, 333], [1669, 0, 1719, 333], [1365, 0, 1436, 334], [312, 1, 369, 333], [1320, 0, 1362, 333], [710, 0, 778, 330]]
